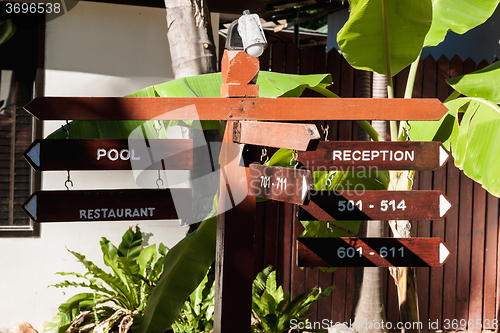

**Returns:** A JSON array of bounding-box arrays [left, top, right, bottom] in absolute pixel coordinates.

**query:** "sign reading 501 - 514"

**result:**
[[300, 190, 452, 221]]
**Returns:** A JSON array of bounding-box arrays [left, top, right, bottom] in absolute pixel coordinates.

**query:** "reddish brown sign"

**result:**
[[248, 164, 314, 205], [23, 139, 193, 171], [24, 97, 448, 121], [299, 190, 452, 221], [233, 121, 320, 151], [298, 141, 450, 171], [22, 189, 191, 222], [297, 237, 451, 267]]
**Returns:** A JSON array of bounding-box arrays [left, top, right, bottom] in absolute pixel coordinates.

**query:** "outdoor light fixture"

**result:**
[[225, 10, 268, 58]]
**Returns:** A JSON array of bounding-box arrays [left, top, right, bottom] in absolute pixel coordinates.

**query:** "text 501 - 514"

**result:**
[[5, 2, 61, 14]]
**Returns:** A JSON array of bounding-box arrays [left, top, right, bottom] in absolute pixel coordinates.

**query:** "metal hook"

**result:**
[[65, 170, 73, 190], [290, 151, 298, 168], [153, 120, 162, 139], [325, 172, 334, 187], [404, 121, 411, 141], [156, 170, 164, 189], [321, 124, 329, 142], [61, 120, 70, 139], [260, 148, 269, 164]]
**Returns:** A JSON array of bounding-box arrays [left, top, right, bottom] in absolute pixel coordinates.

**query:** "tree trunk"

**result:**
[[351, 71, 388, 333], [164, 0, 221, 229], [165, 0, 217, 78]]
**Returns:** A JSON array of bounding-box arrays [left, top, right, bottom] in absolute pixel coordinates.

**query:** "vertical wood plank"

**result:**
[[429, 166, 446, 327], [263, 201, 280, 269], [285, 43, 299, 75], [437, 55, 451, 102], [260, 44, 270, 72], [317, 269, 334, 324], [394, 66, 409, 98], [326, 49, 341, 97], [214, 121, 256, 333], [456, 172, 473, 322], [278, 203, 294, 297], [412, 58, 424, 98], [291, 215, 306, 300], [483, 193, 499, 322], [416, 170, 433, 326], [331, 267, 348, 324], [254, 201, 266, 275], [442, 161, 460, 324], [468, 183, 486, 332], [271, 43, 286, 73]]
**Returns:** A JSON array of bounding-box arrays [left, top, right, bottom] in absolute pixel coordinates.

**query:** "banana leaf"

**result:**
[[46, 72, 332, 139], [138, 215, 218, 333], [0, 19, 16, 45], [446, 60, 500, 104], [410, 97, 500, 197], [424, 0, 499, 47], [337, 0, 432, 76]]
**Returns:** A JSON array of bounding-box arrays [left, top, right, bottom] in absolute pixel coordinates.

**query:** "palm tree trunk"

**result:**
[[165, 0, 217, 78], [352, 71, 388, 333]]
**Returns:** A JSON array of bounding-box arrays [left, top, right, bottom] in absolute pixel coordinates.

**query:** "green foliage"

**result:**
[[337, 0, 432, 76], [45, 226, 167, 333], [446, 60, 500, 104], [251, 266, 334, 333], [410, 97, 500, 197], [424, 0, 499, 47], [171, 273, 215, 333], [46, 72, 332, 140], [0, 19, 16, 45]]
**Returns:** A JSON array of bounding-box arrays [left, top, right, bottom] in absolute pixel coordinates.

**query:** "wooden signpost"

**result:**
[[248, 164, 313, 205], [24, 139, 193, 171], [299, 190, 452, 221], [22, 49, 454, 333], [297, 237, 451, 267], [24, 96, 448, 121], [233, 121, 320, 151], [298, 141, 450, 170], [22, 189, 192, 222]]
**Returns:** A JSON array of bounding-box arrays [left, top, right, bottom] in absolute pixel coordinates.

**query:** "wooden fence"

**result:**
[[246, 41, 500, 332]]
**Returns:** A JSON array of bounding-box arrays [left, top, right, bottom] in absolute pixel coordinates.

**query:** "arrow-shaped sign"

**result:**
[[24, 97, 448, 121], [22, 189, 192, 222], [299, 190, 452, 221], [297, 237, 451, 267], [24, 139, 193, 171], [298, 141, 450, 171], [233, 121, 320, 151], [248, 164, 313, 205]]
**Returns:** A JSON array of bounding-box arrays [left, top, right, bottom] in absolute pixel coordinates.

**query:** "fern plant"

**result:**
[[252, 266, 334, 333], [44, 225, 167, 333], [171, 272, 215, 333]]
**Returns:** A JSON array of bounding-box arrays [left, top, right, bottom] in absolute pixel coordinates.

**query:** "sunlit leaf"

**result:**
[[337, 0, 432, 75], [424, 0, 499, 47]]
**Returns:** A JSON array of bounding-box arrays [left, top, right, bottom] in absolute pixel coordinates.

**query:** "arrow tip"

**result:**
[[22, 193, 37, 221], [24, 142, 41, 169], [439, 243, 450, 264], [301, 175, 307, 201], [439, 194, 452, 217], [439, 145, 450, 167]]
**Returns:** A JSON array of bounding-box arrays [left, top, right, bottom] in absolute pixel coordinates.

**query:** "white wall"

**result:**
[[0, 2, 215, 330]]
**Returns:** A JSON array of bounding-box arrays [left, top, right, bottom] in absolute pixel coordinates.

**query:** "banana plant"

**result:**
[[335, 0, 500, 330], [44, 226, 167, 333]]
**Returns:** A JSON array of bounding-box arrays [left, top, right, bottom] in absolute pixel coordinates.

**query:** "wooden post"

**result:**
[[213, 50, 259, 333]]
